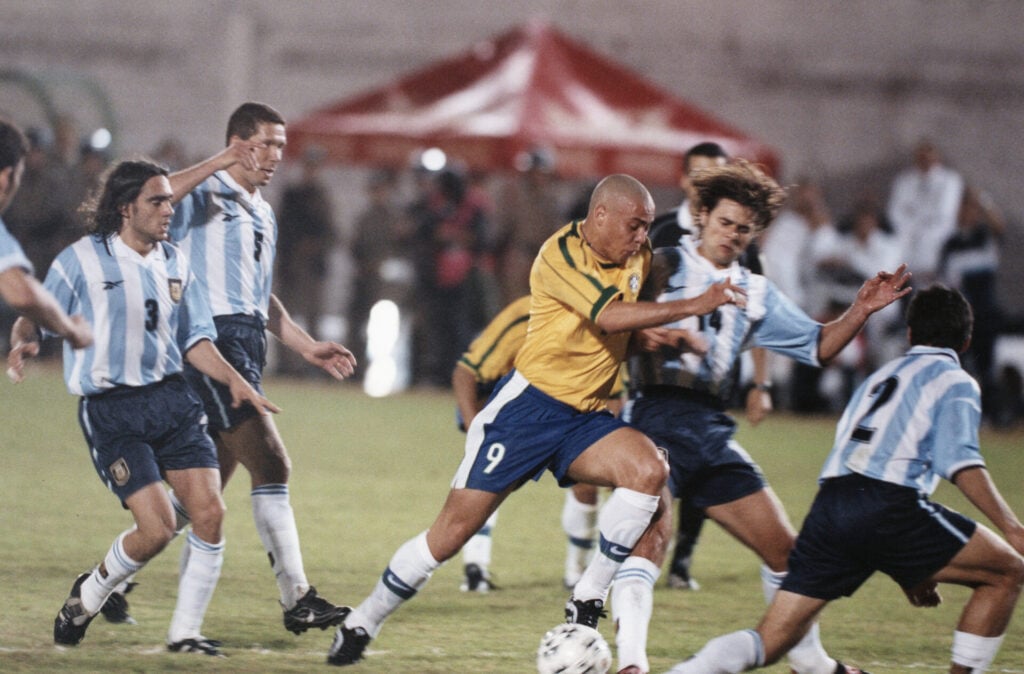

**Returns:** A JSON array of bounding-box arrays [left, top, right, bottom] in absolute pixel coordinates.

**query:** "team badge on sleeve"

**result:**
[[168, 279, 182, 303]]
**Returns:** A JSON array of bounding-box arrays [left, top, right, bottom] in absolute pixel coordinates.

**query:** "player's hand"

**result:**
[[303, 341, 357, 381], [6, 339, 40, 383], [695, 279, 747, 314], [64, 315, 93, 350], [745, 387, 772, 425], [221, 138, 262, 172], [901, 579, 941, 608], [228, 379, 281, 415], [856, 263, 912, 313]]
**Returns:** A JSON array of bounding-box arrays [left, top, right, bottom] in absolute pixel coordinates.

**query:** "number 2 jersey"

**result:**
[[43, 234, 216, 396], [169, 170, 277, 322], [631, 234, 821, 404], [821, 345, 985, 495]]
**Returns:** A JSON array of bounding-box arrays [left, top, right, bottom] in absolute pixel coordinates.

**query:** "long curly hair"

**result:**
[[80, 159, 168, 247], [689, 159, 787, 231]]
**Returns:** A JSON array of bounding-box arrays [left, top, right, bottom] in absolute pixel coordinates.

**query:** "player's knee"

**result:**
[[190, 494, 226, 533], [1000, 551, 1024, 593], [633, 450, 668, 493]]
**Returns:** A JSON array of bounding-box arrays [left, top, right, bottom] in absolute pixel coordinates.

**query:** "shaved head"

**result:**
[[588, 174, 653, 217]]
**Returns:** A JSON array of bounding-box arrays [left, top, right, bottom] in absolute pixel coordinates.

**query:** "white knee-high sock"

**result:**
[[79, 529, 145, 614], [666, 629, 763, 674], [562, 489, 598, 586], [252, 484, 308, 608], [347, 531, 440, 638], [611, 556, 661, 673], [760, 565, 835, 674], [572, 488, 659, 603], [462, 510, 498, 568], [167, 532, 224, 643], [952, 631, 1005, 672]]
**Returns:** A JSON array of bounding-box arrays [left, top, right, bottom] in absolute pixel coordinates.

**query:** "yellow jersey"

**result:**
[[514, 220, 650, 411], [456, 295, 531, 391]]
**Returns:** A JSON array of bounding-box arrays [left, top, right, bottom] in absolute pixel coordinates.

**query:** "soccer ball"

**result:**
[[536, 623, 612, 674]]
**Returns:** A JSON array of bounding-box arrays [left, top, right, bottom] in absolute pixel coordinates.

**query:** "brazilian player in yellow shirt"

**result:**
[[327, 174, 744, 666]]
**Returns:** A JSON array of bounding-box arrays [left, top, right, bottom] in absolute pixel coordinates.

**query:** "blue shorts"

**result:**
[[452, 371, 629, 493], [624, 390, 766, 508], [183, 314, 267, 435], [79, 375, 219, 503], [782, 473, 977, 600]]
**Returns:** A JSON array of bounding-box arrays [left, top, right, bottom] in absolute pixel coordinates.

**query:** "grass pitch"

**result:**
[[1, 363, 1022, 673]]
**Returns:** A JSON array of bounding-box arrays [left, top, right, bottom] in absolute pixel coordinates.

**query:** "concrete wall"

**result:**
[[3, 0, 1023, 307]]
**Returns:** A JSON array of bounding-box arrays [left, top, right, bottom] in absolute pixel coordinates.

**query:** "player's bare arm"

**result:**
[[184, 338, 280, 415], [818, 263, 912, 363], [267, 293, 356, 380], [0, 269, 92, 350], [953, 466, 1024, 556], [167, 137, 261, 203], [596, 279, 745, 335]]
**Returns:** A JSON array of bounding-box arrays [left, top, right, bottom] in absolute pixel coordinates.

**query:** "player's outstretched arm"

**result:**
[[953, 466, 1024, 556], [267, 293, 356, 380], [818, 263, 912, 363], [0, 269, 92, 350], [184, 339, 281, 415], [597, 280, 745, 335], [167, 137, 261, 203]]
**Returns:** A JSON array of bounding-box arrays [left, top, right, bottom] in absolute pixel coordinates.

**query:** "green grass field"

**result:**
[[1, 364, 1022, 673]]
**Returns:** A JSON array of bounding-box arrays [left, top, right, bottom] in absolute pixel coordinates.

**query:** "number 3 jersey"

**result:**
[[630, 234, 821, 404], [169, 170, 277, 322], [821, 345, 984, 495], [44, 234, 217, 396]]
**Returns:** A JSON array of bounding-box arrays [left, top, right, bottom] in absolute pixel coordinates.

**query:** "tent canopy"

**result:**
[[287, 21, 779, 186]]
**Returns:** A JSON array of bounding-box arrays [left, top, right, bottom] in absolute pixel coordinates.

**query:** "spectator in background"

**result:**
[[494, 147, 561, 306], [151, 137, 190, 172], [887, 139, 964, 284], [349, 169, 411, 371], [275, 147, 336, 374], [939, 185, 1007, 417]]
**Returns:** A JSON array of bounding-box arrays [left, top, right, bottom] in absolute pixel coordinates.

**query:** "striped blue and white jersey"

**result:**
[[630, 235, 821, 402], [43, 234, 217, 396], [0, 216, 32, 276], [821, 345, 984, 495], [169, 170, 277, 321]]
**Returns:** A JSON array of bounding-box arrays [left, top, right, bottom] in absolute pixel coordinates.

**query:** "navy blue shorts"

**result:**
[[79, 375, 219, 502], [782, 473, 977, 600], [452, 371, 630, 493], [624, 392, 766, 508], [183, 314, 267, 435]]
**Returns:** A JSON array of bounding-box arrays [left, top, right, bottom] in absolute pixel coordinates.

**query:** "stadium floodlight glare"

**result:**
[[420, 147, 447, 171], [89, 128, 112, 150]]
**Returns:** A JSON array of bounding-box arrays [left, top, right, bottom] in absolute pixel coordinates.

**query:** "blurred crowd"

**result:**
[[2, 118, 1020, 427]]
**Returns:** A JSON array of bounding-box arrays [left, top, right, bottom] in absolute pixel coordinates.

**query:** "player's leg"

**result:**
[[55, 481, 177, 645], [611, 484, 673, 674], [667, 591, 828, 673], [929, 524, 1024, 672], [329, 487, 506, 666], [708, 487, 837, 674], [563, 427, 667, 626], [163, 466, 225, 653], [460, 509, 498, 592], [219, 414, 346, 633], [563, 483, 599, 589], [667, 497, 705, 589]]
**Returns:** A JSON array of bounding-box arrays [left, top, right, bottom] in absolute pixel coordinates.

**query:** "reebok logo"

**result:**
[[102, 280, 124, 290]]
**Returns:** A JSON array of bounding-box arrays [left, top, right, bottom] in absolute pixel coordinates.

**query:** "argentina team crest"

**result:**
[[629, 273, 641, 296], [109, 458, 130, 486], [167, 278, 183, 303]]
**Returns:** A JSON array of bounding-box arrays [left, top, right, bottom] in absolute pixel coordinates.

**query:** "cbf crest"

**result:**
[[628, 272, 641, 297], [167, 278, 182, 303]]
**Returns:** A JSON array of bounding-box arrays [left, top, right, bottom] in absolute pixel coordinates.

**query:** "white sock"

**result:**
[[760, 565, 835, 674], [80, 529, 145, 614], [252, 484, 308, 608], [347, 531, 440, 638], [611, 556, 660, 673], [952, 630, 1005, 671], [666, 629, 763, 674], [572, 488, 658, 603], [167, 532, 224, 643], [562, 490, 598, 585], [462, 510, 498, 568]]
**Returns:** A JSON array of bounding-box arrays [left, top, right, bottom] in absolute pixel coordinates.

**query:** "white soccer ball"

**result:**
[[536, 623, 612, 674]]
